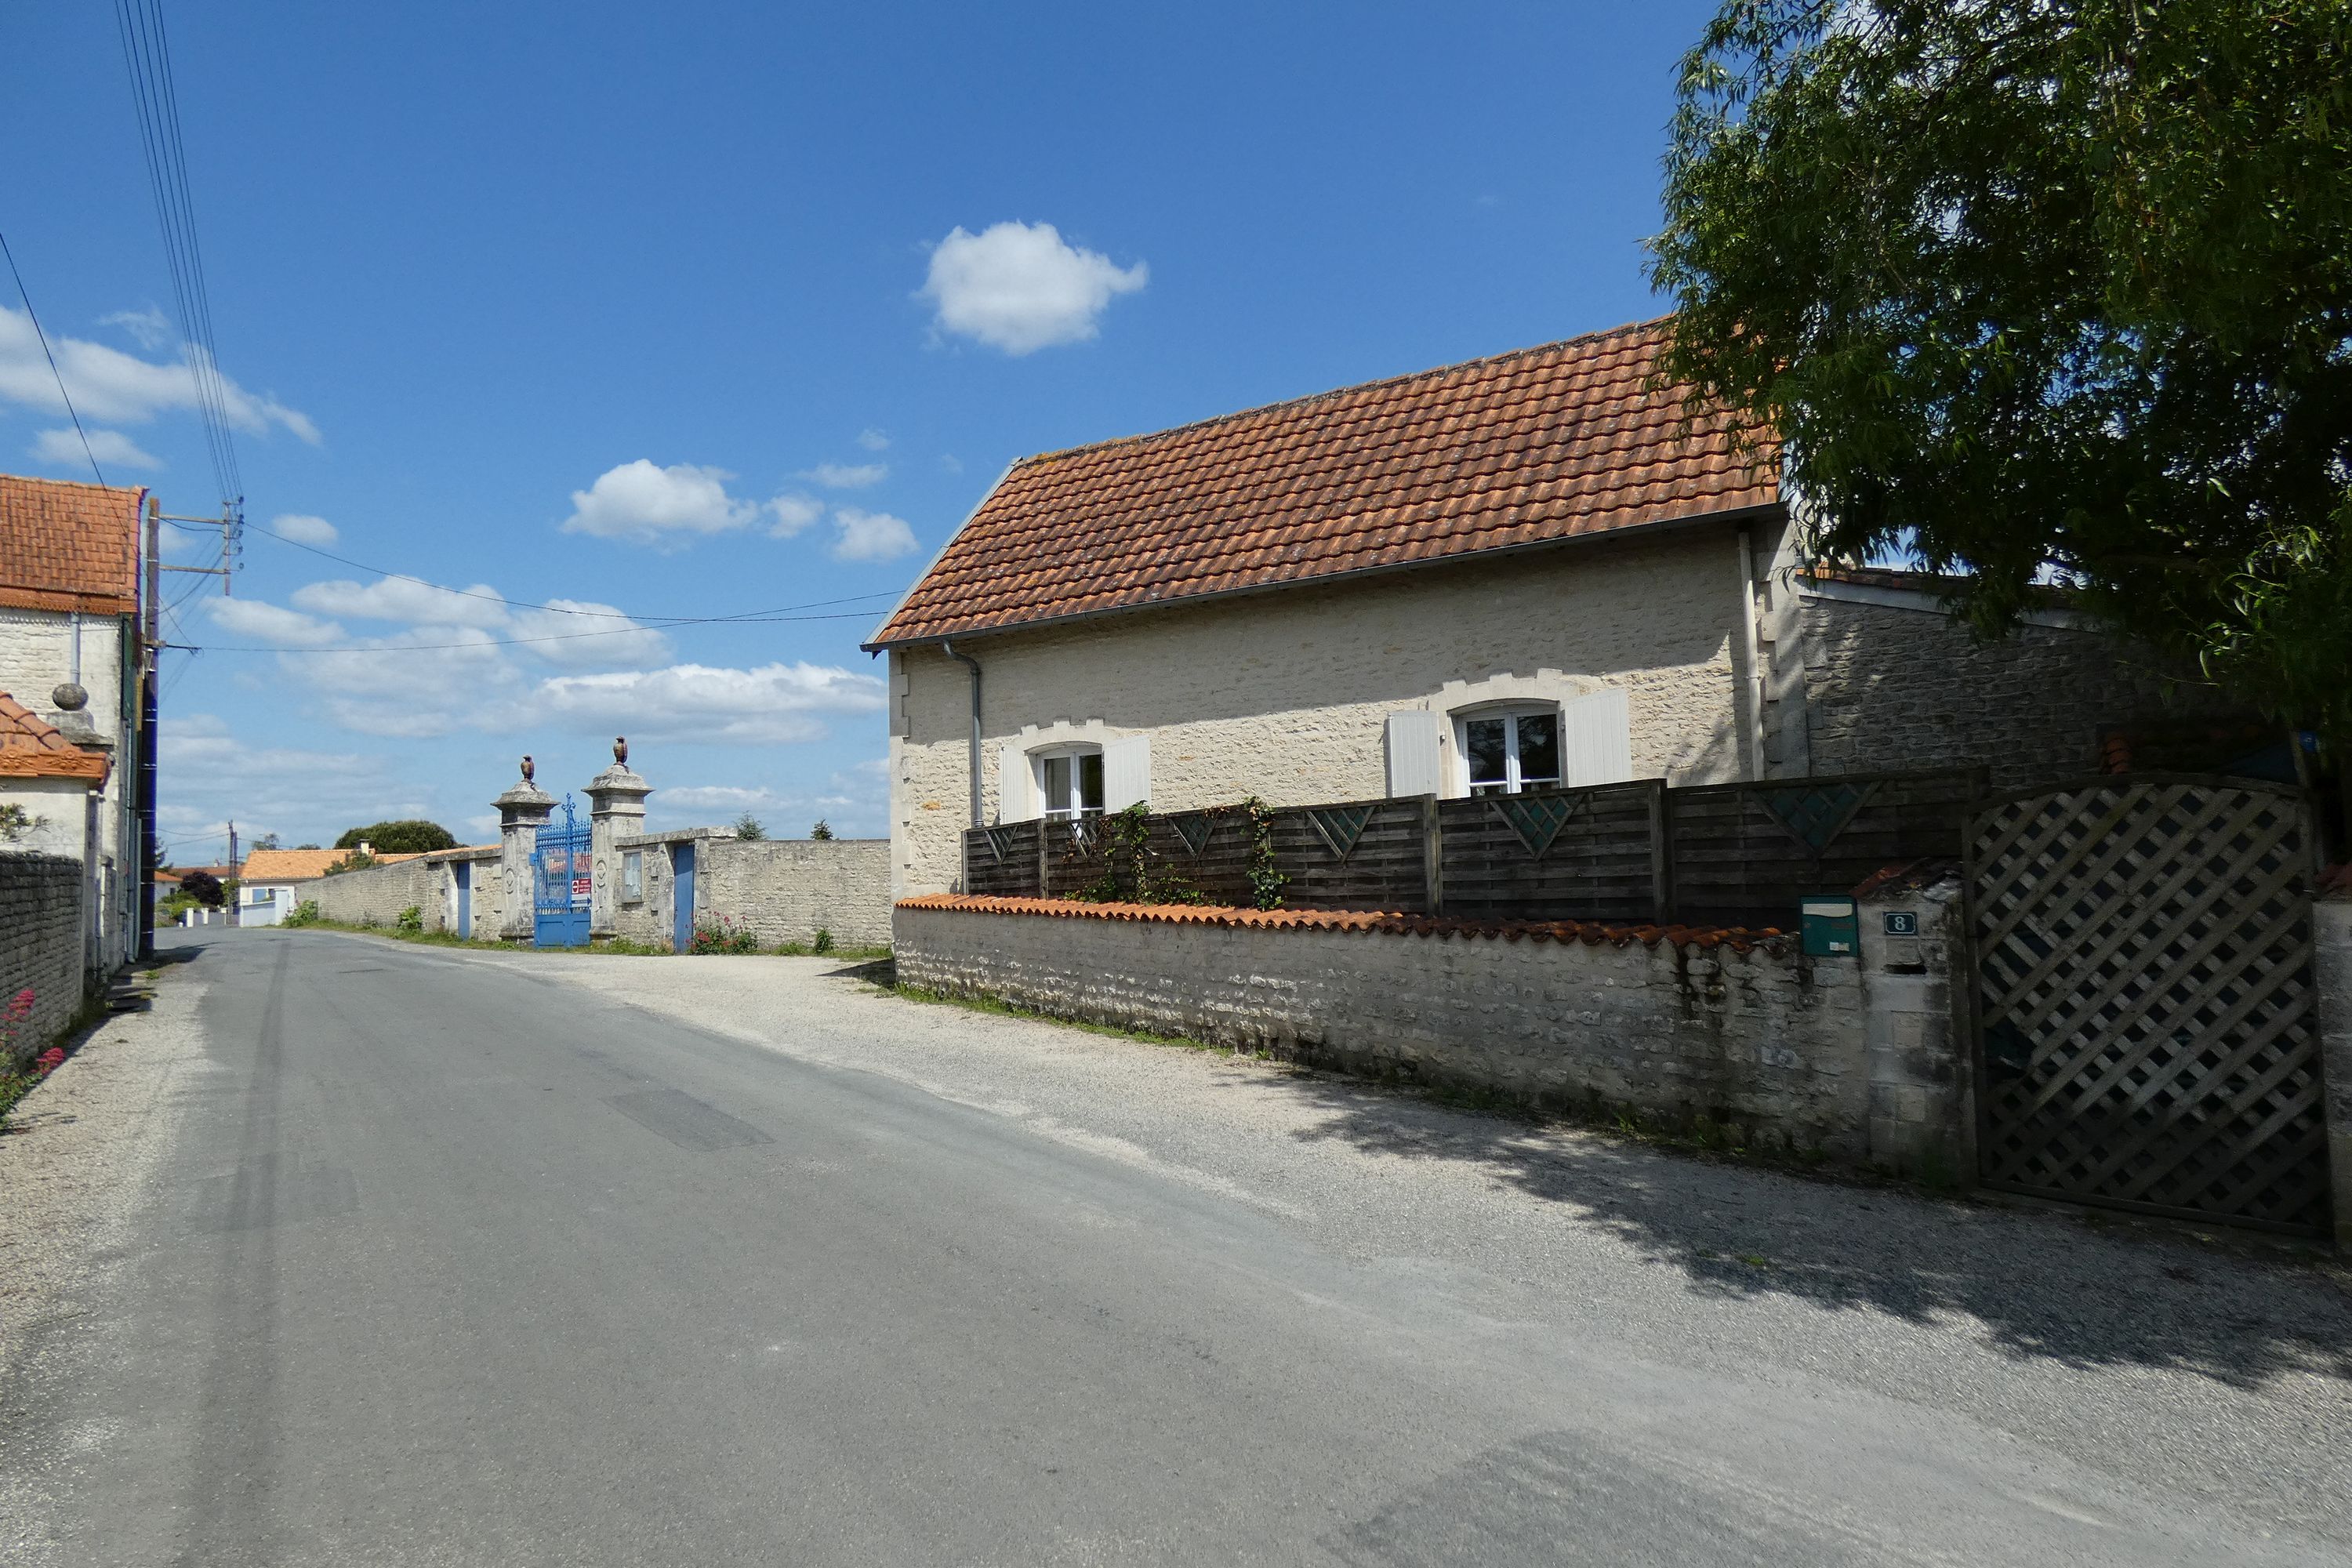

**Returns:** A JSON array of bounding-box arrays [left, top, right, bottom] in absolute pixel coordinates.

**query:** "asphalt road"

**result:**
[[6, 927, 2350, 1566]]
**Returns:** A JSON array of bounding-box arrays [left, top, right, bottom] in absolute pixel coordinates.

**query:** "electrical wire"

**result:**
[[113, 0, 241, 509], [188, 607, 883, 655], [1, 229, 108, 488]]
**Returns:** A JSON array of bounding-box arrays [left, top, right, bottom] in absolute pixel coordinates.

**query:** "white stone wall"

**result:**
[[0, 851, 86, 1065], [0, 606, 140, 971], [305, 858, 441, 929], [890, 528, 1762, 897], [605, 832, 889, 949]]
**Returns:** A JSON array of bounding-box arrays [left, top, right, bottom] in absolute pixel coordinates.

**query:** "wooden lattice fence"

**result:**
[[1968, 775, 2330, 1235]]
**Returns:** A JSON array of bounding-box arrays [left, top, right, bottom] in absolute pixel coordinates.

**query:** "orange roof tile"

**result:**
[[239, 847, 430, 881], [0, 474, 144, 617], [868, 319, 1777, 648], [0, 691, 110, 783], [895, 894, 1790, 954]]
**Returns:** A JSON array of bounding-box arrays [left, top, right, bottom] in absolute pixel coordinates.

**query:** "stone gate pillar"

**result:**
[[495, 755, 555, 941], [585, 736, 651, 939]]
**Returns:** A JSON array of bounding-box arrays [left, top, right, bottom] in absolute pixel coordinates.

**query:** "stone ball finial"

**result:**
[[51, 681, 89, 713], [615, 735, 629, 766], [521, 754, 535, 783]]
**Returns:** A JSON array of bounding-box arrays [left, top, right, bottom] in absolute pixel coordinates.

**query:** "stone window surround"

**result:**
[[996, 720, 1127, 824], [1417, 670, 1613, 799]]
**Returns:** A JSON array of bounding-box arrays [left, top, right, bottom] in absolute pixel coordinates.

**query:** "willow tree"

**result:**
[[1650, 0, 2352, 769]]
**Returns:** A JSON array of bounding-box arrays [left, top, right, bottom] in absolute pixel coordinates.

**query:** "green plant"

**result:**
[[281, 899, 322, 927], [690, 914, 761, 954], [811, 927, 835, 954], [335, 819, 457, 853], [0, 803, 36, 843], [1652, 0, 2352, 756], [394, 905, 423, 934], [1240, 796, 1285, 909], [734, 813, 766, 841], [810, 819, 833, 840], [325, 850, 376, 876]]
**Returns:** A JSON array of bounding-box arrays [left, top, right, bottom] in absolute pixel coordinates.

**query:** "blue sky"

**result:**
[[2, 1, 1722, 860]]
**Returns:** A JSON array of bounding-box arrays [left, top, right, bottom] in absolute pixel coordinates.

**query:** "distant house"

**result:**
[[865, 318, 2240, 896], [0, 474, 151, 964]]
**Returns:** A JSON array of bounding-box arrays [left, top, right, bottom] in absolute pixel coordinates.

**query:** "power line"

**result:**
[[113, 0, 242, 512], [0, 229, 108, 488], [184, 607, 885, 655]]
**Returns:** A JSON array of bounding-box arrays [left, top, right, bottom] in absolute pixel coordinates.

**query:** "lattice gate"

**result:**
[[1968, 775, 2330, 1235]]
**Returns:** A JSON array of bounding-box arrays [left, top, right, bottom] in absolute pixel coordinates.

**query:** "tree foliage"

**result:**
[[734, 813, 766, 841], [334, 820, 457, 854], [1652, 0, 2352, 738], [179, 870, 224, 908]]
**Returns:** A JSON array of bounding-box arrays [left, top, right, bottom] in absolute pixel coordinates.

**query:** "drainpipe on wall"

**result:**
[[941, 639, 984, 829], [1737, 524, 1766, 781]]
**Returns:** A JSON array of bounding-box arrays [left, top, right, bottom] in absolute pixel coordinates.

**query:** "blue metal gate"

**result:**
[[533, 796, 592, 948], [454, 859, 471, 938], [672, 841, 696, 952]]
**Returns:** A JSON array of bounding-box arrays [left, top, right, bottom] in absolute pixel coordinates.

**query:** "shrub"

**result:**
[[811, 927, 834, 954], [180, 869, 224, 908], [395, 905, 424, 934], [282, 900, 321, 927], [335, 819, 457, 853], [810, 819, 833, 840], [689, 915, 760, 955], [734, 813, 766, 841]]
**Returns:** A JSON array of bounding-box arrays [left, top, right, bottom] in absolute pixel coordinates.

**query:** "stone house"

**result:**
[[866, 318, 2238, 898], [0, 474, 152, 966]]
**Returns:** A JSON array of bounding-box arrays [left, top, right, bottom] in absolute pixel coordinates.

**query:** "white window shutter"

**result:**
[[1562, 688, 1633, 786], [996, 741, 1035, 822], [1385, 710, 1443, 797], [1102, 735, 1152, 811]]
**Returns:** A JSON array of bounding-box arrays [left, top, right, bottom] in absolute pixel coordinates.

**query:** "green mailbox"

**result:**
[[1801, 895, 1859, 957]]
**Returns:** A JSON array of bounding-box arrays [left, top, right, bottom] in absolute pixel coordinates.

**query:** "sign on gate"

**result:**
[[1967, 774, 2329, 1236], [534, 794, 593, 949]]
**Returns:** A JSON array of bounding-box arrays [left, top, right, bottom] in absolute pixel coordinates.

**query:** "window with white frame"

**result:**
[[1457, 706, 1563, 796], [622, 850, 643, 902], [1033, 745, 1105, 819]]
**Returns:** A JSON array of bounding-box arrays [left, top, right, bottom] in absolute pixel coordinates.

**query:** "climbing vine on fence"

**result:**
[[1240, 796, 1285, 909]]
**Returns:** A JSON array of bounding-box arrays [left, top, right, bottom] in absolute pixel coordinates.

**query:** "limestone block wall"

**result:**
[[2317, 894, 2352, 1251], [0, 852, 86, 1065], [697, 838, 891, 948], [895, 889, 1972, 1174], [889, 527, 1759, 897], [305, 857, 441, 929], [1787, 593, 2244, 790]]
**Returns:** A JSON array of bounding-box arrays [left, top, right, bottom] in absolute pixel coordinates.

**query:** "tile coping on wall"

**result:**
[[613, 829, 891, 848], [894, 894, 1795, 954]]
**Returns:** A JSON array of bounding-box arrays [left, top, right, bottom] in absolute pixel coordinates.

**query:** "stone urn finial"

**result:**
[[521, 753, 535, 783], [51, 681, 88, 713], [614, 735, 628, 766]]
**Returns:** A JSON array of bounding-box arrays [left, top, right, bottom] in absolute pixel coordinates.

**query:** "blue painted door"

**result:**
[[672, 842, 696, 952], [454, 861, 471, 937], [533, 797, 593, 948]]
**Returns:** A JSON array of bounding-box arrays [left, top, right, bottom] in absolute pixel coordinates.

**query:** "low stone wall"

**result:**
[[439, 848, 503, 939], [2318, 893, 2352, 1251], [0, 852, 86, 1065], [608, 832, 891, 950], [305, 856, 440, 929], [895, 880, 1972, 1178]]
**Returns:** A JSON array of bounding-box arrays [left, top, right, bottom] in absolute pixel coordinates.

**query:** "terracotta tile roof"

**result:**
[[239, 847, 429, 882], [868, 318, 1777, 648], [0, 474, 144, 617], [895, 894, 1791, 954], [0, 692, 110, 783]]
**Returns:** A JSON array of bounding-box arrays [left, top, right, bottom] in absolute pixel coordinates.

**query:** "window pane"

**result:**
[[1465, 718, 1508, 786], [1044, 755, 1072, 814], [1077, 751, 1105, 812], [1516, 712, 1561, 785]]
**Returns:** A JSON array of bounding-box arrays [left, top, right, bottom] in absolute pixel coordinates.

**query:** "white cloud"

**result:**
[[271, 513, 339, 546], [31, 426, 161, 471], [524, 662, 886, 745], [856, 428, 890, 452], [100, 307, 172, 351], [561, 459, 763, 545], [157, 713, 429, 853], [292, 576, 510, 630], [766, 494, 823, 539], [920, 221, 1147, 354], [205, 597, 345, 648], [0, 306, 318, 441], [507, 599, 672, 667], [830, 507, 917, 562], [802, 461, 888, 489]]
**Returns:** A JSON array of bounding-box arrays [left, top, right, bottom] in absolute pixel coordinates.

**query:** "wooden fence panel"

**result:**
[[962, 822, 1042, 898], [1668, 769, 1980, 927], [1436, 782, 1661, 922], [1265, 797, 1431, 912]]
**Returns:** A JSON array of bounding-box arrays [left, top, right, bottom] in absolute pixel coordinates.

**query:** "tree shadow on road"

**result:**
[[1267, 1069, 2352, 1390]]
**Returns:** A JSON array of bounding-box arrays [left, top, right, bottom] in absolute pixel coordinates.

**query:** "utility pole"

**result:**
[[227, 819, 239, 872], [155, 502, 241, 594]]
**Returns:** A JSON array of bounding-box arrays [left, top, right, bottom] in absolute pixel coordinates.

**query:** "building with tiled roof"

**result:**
[[0, 473, 151, 970], [867, 320, 2252, 899]]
